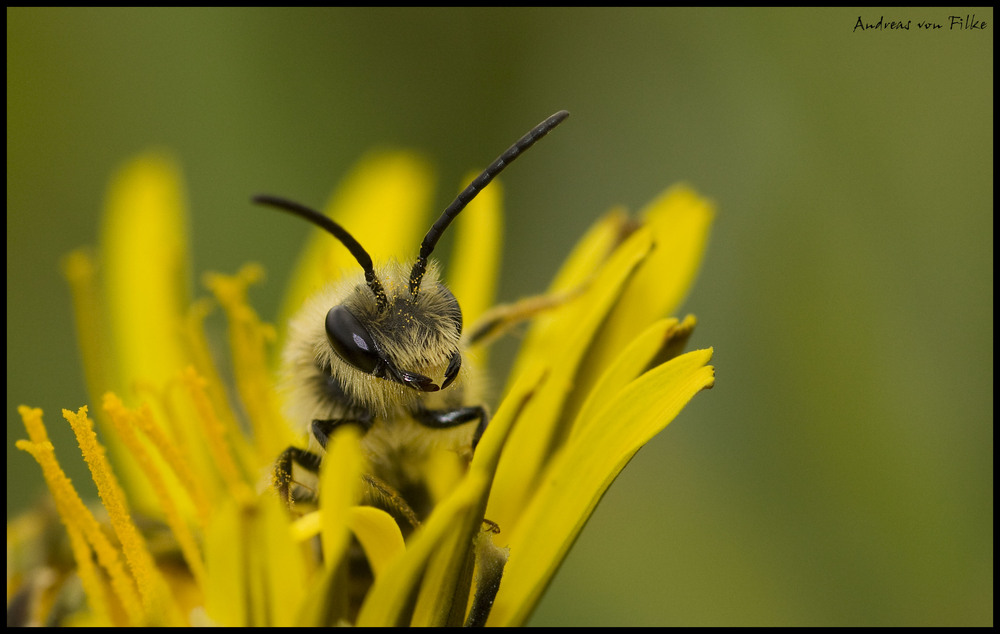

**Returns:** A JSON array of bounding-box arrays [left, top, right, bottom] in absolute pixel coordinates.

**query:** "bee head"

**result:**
[[254, 110, 569, 401], [323, 261, 464, 394], [252, 196, 465, 397]]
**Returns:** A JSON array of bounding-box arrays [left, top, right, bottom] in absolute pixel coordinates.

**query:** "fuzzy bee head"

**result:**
[[256, 110, 569, 417]]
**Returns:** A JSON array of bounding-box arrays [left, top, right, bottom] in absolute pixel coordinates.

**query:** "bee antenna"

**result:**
[[253, 194, 389, 310], [409, 110, 570, 296]]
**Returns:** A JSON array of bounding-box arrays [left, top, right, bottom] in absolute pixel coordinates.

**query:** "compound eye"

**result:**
[[325, 306, 380, 374]]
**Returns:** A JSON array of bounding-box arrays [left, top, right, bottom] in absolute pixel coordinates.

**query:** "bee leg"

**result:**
[[412, 406, 490, 449], [361, 473, 422, 530], [311, 417, 373, 450], [274, 446, 323, 507], [308, 418, 420, 528]]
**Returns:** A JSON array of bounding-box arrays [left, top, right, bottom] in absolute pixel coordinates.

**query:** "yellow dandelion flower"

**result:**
[[9, 113, 714, 627]]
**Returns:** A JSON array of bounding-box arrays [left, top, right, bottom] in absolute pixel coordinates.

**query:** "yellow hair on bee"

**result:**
[[281, 260, 465, 426]]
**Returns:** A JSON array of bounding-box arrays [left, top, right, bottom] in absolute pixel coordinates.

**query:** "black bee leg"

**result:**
[[311, 417, 372, 450], [275, 418, 373, 508], [274, 446, 323, 507], [412, 406, 490, 449]]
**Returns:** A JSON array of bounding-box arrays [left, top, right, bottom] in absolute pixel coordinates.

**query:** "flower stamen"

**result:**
[[17, 406, 145, 626]]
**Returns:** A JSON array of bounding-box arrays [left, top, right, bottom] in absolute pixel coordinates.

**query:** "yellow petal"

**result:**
[[356, 471, 478, 626], [506, 207, 630, 385], [569, 314, 698, 443], [357, 367, 542, 627], [568, 317, 679, 443], [203, 499, 246, 626], [101, 152, 191, 398], [572, 186, 713, 402], [410, 512, 476, 626], [637, 186, 714, 316], [465, 526, 509, 626], [207, 503, 298, 628], [290, 424, 365, 626], [488, 227, 654, 534], [277, 151, 434, 346], [88, 153, 191, 508], [319, 425, 365, 572], [488, 348, 715, 626], [347, 505, 406, 581], [258, 494, 311, 626]]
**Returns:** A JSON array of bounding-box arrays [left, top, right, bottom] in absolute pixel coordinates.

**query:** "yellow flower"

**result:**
[[10, 145, 714, 626]]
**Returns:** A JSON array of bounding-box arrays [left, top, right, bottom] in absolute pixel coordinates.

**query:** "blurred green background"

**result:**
[[7, 8, 992, 626]]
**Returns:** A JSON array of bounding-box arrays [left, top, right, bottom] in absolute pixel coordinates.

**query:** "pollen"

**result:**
[[204, 264, 291, 463], [63, 405, 184, 624], [180, 366, 254, 505], [17, 405, 145, 625], [102, 394, 208, 589]]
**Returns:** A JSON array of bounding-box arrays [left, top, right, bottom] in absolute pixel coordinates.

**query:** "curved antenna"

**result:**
[[409, 110, 570, 295], [253, 194, 389, 310]]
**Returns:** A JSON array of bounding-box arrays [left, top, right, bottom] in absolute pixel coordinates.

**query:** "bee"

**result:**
[[255, 110, 570, 528]]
